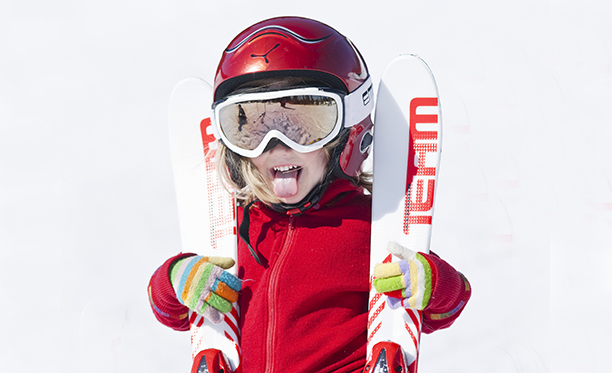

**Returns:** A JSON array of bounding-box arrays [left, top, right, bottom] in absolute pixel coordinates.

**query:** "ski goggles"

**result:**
[[211, 77, 373, 158]]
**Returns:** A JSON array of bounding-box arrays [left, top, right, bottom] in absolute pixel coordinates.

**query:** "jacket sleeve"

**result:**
[[148, 252, 196, 331], [420, 252, 471, 334]]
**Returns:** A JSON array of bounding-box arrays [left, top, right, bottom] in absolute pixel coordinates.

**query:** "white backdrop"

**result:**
[[1, 1, 611, 372]]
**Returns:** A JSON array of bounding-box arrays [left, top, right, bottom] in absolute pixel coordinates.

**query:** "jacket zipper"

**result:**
[[264, 215, 296, 373]]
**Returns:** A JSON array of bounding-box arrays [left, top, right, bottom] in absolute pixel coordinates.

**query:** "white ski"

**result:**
[[367, 55, 443, 373], [168, 78, 241, 371]]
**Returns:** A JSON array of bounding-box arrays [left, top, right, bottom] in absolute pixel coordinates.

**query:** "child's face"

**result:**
[[251, 144, 328, 205]]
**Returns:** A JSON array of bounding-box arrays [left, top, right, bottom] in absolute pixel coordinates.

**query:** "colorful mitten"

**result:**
[[169, 255, 241, 324], [373, 242, 433, 311]]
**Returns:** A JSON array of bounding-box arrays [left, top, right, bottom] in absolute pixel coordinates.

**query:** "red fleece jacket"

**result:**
[[148, 179, 471, 373]]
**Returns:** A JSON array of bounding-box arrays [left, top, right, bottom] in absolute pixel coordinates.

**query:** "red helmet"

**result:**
[[213, 16, 373, 178]]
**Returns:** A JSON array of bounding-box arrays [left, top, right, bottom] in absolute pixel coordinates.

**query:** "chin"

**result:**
[[280, 195, 304, 205]]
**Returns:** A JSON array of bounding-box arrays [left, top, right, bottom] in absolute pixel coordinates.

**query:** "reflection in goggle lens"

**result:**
[[218, 95, 339, 151]]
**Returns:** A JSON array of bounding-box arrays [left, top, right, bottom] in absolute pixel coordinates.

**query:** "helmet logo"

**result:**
[[362, 83, 374, 106], [251, 43, 280, 63]]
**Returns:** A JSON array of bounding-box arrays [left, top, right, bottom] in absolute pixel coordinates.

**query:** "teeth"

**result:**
[[273, 165, 302, 173]]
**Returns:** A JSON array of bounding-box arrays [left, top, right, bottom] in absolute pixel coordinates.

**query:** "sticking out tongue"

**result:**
[[273, 168, 299, 199]]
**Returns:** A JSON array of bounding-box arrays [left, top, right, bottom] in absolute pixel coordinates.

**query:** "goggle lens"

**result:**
[[216, 92, 340, 153]]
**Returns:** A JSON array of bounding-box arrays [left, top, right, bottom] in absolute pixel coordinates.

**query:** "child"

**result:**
[[148, 16, 471, 373]]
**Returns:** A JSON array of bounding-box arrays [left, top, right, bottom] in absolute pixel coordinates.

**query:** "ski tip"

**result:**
[[380, 53, 440, 100], [390, 53, 423, 63], [170, 77, 213, 98], [401, 53, 421, 59], [169, 77, 213, 119], [387, 54, 433, 72]]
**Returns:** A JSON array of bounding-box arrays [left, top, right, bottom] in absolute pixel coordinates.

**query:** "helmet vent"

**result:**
[[360, 130, 373, 153]]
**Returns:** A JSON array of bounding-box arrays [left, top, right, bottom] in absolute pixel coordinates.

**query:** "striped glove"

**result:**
[[373, 242, 433, 311], [170, 255, 241, 324]]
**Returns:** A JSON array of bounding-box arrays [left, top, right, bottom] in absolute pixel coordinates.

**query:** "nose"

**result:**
[[264, 138, 291, 153]]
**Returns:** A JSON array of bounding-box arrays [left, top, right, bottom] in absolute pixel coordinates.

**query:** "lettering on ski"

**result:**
[[404, 97, 439, 235], [367, 55, 442, 373]]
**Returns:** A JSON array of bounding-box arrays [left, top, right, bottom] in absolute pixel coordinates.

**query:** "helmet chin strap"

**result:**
[[238, 175, 331, 267], [239, 167, 333, 267], [238, 129, 351, 266]]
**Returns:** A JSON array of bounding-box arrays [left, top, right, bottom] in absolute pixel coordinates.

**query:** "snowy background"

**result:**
[[1, 0, 611, 372]]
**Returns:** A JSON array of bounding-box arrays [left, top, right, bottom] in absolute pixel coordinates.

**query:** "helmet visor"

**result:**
[[213, 88, 344, 157]]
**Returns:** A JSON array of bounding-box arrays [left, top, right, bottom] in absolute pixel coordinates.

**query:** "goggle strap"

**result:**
[[210, 76, 374, 157], [343, 76, 374, 127]]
